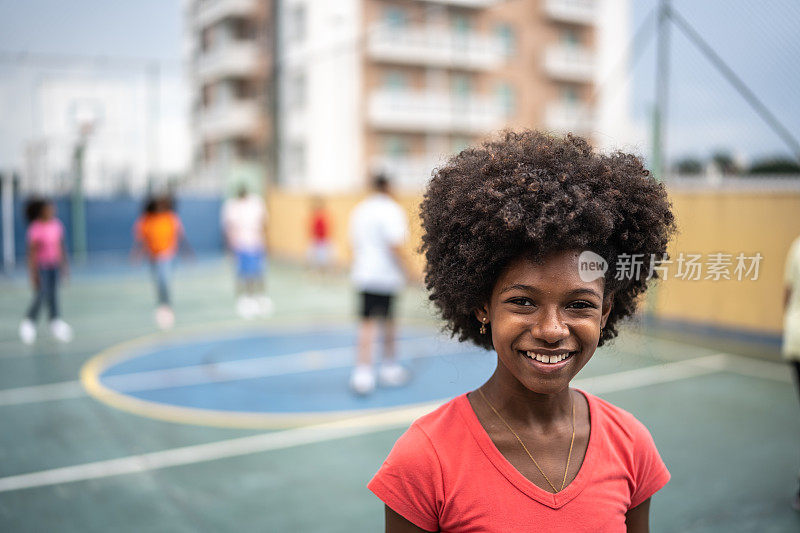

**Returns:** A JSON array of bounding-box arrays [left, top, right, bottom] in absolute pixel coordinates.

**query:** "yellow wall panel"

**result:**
[[266, 188, 800, 335]]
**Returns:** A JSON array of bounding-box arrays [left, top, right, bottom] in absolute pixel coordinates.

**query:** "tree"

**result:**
[[748, 157, 800, 175], [673, 157, 703, 175]]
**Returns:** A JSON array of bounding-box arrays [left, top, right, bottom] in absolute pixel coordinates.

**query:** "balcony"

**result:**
[[543, 0, 596, 25], [196, 41, 264, 81], [544, 102, 594, 134], [370, 156, 445, 191], [543, 45, 594, 82], [198, 100, 263, 141], [196, 0, 261, 28], [420, 0, 499, 7], [368, 26, 504, 70], [368, 91, 505, 134]]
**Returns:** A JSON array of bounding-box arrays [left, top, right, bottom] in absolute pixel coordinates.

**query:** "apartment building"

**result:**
[[186, 0, 273, 193], [188, 0, 631, 193]]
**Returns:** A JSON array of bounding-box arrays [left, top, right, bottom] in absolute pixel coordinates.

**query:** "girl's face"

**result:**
[[477, 249, 612, 396], [41, 203, 55, 220]]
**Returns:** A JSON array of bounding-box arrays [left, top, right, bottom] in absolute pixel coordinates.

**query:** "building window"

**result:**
[[383, 69, 408, 92], [288, 71, 306, 109], [232, 19, 256, 41], [289, 4, 306, 43], [496, 82, 516, 116], [451, 74, 472, 99], [383, 135, 410, 159], [451, 136, 471, 154], [561, 85, 580, 105], [561, 28, 580, 48], [494, 23, 515, 57], [383, 6, 408, 30], [288, 142, 306, 177], [451, 13, 472, 35]]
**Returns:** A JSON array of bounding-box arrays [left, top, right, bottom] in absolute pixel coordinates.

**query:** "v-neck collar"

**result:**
[[456, 388, 597, 510]]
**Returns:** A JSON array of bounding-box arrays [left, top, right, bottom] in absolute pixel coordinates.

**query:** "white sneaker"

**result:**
[[349, 366, 376, 395], [379, 364, 411, 387], [236, 296, 258, 319], [19, 319, 37, 345], [50, 319, 73, 343], [256, 296, 274, 317], [155, 305, 175, 330]]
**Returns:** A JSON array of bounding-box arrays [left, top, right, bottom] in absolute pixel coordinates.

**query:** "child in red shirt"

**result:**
[[369, 131, 675, 532], [307, 196, 332, 274]]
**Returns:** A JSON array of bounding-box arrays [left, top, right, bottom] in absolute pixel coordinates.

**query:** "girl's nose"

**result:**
[[532, 307, 569, 344]]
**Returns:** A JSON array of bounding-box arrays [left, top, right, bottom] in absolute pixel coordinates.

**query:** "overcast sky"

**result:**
[[0, 0, 798, 170]]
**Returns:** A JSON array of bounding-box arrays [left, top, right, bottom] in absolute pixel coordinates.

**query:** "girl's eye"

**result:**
[[568, 301, 596, 310], [508, 297, 534, 307]]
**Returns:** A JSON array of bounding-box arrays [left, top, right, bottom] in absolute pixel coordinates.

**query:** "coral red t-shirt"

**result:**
[[368, 390, 670, 532]]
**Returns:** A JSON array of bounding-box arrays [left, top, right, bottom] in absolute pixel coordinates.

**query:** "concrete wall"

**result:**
[[266, 187, 800, 338], [266, 190, 426, 273], [652, 189, 800, 336]]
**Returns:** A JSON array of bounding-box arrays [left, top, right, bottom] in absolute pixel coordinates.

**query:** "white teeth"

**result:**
[[524, 351, 572, 363]]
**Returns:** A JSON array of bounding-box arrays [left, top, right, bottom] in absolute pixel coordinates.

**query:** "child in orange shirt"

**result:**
[[133, 195, 190, 329]]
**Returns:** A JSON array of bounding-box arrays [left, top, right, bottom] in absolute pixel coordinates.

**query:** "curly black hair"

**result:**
[[420, 130, 675, 349]]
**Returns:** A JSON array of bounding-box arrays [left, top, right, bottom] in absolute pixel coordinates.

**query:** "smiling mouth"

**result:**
[[520, 351, 577, 364]]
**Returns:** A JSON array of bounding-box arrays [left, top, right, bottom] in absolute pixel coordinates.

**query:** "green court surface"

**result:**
[[0, 257, 798, 532]]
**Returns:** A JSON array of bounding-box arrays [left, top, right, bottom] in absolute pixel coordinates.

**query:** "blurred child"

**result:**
[[19, 198, 73, 344], [307, 196, 333, 275], [221, 185, 272, 319], [132, 195, 189, 330], [783, 233, 800, 510]]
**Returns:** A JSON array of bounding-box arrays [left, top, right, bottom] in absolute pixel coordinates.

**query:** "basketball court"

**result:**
[[0, 258, 798, 532]]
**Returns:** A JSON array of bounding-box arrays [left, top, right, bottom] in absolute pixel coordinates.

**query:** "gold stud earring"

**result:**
[[479, 318, 488, 335]]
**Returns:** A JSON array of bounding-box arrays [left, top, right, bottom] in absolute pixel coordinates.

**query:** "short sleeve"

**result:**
[[368, 424, 443, 532], [629, 420, 671, 509], [384, 205, 408, 247]]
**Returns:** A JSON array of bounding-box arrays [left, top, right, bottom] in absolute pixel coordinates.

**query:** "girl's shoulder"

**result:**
[[411, 394, 471, 439], [580, 390, 657, 450], [28, 218, 63, 234]]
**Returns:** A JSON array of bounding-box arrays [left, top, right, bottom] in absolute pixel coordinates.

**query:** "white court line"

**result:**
[[0, 381, 84, 407], [626, 331, 794, 383], [0, 353, 758, 493], [102, 336, 449, 393], [0, 402, 441, 493], [0, 337, 472, 407], [572, 354, 728, 393], [0, 343, 793, 408], [718, 353, 792, 383]]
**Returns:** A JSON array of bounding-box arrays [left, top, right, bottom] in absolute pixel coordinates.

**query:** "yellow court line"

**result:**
[[79, 322, 446, 430]]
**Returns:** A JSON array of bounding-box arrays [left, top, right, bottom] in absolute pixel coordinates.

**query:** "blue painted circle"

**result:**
[[98, 327, 496, 414]]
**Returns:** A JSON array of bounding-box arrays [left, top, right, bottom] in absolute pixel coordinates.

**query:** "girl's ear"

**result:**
[[474, 305, 489, 324]]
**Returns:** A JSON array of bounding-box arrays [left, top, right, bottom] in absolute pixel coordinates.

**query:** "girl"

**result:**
[[19, 198, 73, 344], [369, 131, 676, 532], [133, 195, 189, 330]]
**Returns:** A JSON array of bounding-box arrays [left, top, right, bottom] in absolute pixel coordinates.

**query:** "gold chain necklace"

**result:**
[[478, 388, 576, 493]]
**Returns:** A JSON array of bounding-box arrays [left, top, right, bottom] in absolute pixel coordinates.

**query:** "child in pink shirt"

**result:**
[[369, 131, 675, 532], [19, 199, 73, 344]]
